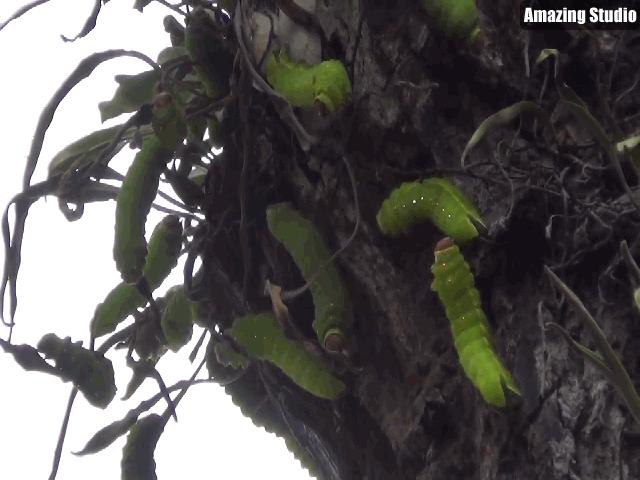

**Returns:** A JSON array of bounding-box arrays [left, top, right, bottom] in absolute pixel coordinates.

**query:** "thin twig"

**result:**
[[48, 387, 78, 480], [0, 0, 52, 32]]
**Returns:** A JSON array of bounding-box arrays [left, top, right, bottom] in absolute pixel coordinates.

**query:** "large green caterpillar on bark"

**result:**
[[430, 237, 520, 407], [37, 333, 116, 408], [92, 215, 183, 338], [266, 50, 352, 113], [376, 177, 485, 243], [266, 203, 352, 353], [421, 0, 480, 42], [113, 94, 184, 283], [226, 313, 346, 400]]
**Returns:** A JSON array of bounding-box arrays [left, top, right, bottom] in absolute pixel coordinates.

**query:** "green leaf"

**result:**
[[157, 46, 187, 65], [74, 412, 138, 456], [461, 101, 554, 167], [47, 124, 153, 179], [546, 323, 614, 378], [544, 266, 640, 428], [99, 70, 160, 122]]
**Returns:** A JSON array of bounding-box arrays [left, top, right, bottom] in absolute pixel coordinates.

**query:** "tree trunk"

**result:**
[[201, 1, 640, 478]]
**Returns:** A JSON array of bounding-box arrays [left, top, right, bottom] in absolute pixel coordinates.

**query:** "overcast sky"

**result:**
[[0, 1, 312, 478]]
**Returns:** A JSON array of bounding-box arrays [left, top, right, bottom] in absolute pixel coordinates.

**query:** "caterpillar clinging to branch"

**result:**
[[92, 215, 183, 338], [376, 177, 485, 243], [266, 50, 352, 113], [160, 285, 196, 352], [113, 94, 184, 283], [266, 203, 352, 353], [226, 313, 346, 400], [430, 237, 520, 407]]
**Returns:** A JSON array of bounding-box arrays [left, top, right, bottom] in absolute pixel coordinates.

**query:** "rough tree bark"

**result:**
[[200, 1, 640, 479]]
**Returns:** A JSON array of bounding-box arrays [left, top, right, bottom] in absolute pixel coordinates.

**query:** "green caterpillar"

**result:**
[[266, 50, 352, 113], [430, 237, 520, 407], [226, 313, 346, 400], [421, 0, 480, 42], [376, 177, 485, 243], [37, 334, 116, 408], [92, 215, 183, 338], [160, 285, 195, 352], [121, 414, 164, 480], [266, 203, 352, 353], [113, 95, 184, 283], [184, 7, 234, 99]]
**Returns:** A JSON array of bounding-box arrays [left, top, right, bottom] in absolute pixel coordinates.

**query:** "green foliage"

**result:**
[[266, 203, 352, 352], [37, 333, 116, 408], [99, 70, 160, 122], [266, 50, 352, 112], [376, 177, 485, 243], [545, 267, 640, 428], [430, 238, 520, 407], [93, 215, 183, 337], [227, 313, 346, 400], [47, 124, 152, 179]]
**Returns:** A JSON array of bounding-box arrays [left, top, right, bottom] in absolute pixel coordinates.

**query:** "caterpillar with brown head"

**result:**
[[376, 177, 485, 243], [430, 237, 520, 407], [266, 50, 352, 113], [226, 312, 346, 400], [266, 203, 352, 354]]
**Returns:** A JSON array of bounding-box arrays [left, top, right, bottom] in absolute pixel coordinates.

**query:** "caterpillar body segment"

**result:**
[[92, 216, 183, 338], [227, 313, 346, 400], [266, 51, 351, 113], [430, 238, 520, 407], [266, 203, 351, 352], [113, 135, 174, 283], [121, 414, 164, 480], [376, 177, 485, 243], [160, 285, 195, 352], [421, 0, 480, 42], [36, 334, 116, 408]]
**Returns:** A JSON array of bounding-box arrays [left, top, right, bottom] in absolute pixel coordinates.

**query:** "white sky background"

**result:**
[[0, 1, 312, 478]]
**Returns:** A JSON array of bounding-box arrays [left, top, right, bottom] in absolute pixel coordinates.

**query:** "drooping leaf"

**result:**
[[74, 412, 138, 456], [0, 338, 58, 375], [544, 266, 640, 428], [61, 0, 102, 42], [157, 46, 187, 66], [47, 124, 153, 179], [461, 101, 554, 167], [99, 70, 160, 122], [23, 49, 158, 191]]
